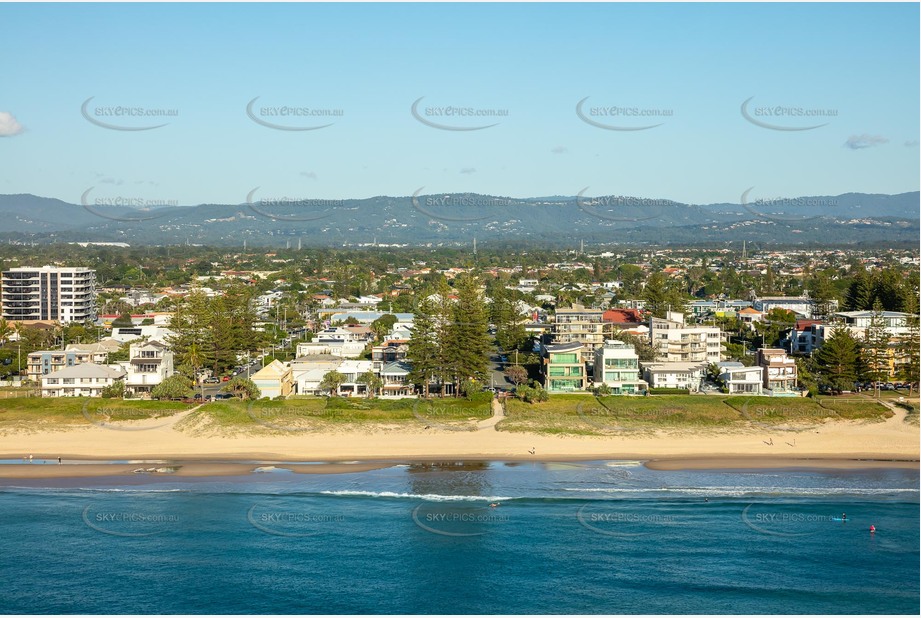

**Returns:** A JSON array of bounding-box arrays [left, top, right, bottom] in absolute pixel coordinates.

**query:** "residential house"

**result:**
[[41, 362, 126, 397], [783, 319, 825, 355], [640, 361, 707, 392], [250, 359, 293, 399], [110, 324, 174, 343], [756, 348, 799, 396], [717, 361, 764, 395], [290, 355, 344, 395], [371, 341, 409, 373], [830, 310, 913, 339], [541, 342, 586, 393], [380, 361, 414, 397], [737, 307, 764, 329], [124, 339, 174, 397], [753, 296, 837, 319], [336, 359, 375, 396], [593, 340, 647, 394]]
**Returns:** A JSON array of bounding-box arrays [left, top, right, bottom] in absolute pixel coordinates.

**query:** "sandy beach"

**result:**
[[0, 403, 917, 477]]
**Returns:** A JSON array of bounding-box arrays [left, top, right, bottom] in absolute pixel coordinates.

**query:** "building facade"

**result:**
[[2, 266, 97, 323], [124, 340, 174, 396], [756, 348, 799, 396], [649, 312, 723, 364], [541, 342, 586, 393], [551, 306, 606, 364], [593, 340, 647, 394], [40, 362, 125, 397]]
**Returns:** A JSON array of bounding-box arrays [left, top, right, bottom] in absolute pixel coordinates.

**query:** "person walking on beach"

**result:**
[[58, 457, 62, 465], [28, 454, 33, 463]]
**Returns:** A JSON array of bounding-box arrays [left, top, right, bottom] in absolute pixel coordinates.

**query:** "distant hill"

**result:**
[[0, 191, 917, 247]]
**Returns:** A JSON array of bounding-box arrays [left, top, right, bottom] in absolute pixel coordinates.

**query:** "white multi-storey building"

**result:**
[[592, 340, 647, 394], [2, 266, 97, 323], [124, 340, 174, 397], [649, 311, 723, 364]]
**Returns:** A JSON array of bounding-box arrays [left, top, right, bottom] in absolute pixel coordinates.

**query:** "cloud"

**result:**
[[459, 167, 476, 175], [904, 139, 919, 147], [300, 171, 318, 180], [100, 177, 124, 185], [551, 146, 568, 154], [0, 111, 23, 137], [843, 134, 888, 150]]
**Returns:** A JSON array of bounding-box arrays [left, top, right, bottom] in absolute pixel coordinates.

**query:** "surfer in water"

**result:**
[[841, 513, 847, 521]]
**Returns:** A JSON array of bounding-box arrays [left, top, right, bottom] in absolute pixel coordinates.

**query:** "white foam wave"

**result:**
[[319, 490, 514, 502], [564, 486, 919, 497]]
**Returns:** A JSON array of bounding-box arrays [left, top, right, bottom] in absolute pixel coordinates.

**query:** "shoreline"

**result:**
[[1, 405, 917, 479], [0, 454, 917, 479]]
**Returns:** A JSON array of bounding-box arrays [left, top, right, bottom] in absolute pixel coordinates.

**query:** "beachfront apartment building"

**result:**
[[540, 341, 586, 393], [756, 348, 799, 396], [40, 362, 125, 397], [593, 340, 647, 394], [551, 305, 606, 364], [649, 312, 723, 365], [27, 345, 111, 382], [1, 266, 97, 323], [124, 340, 174, 397]]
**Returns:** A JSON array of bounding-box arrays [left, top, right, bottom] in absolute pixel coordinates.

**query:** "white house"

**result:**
[[592, 340, 647, 394], [297, 340, 365, 358], [290, 356, 345, 396], [718, 362, 764, 395], [111, 325, 175, 343], [336, 359, 375, 396], [640, 361, 707, 392], [124, 339, 174, 397], [41, 363, 126, 397]]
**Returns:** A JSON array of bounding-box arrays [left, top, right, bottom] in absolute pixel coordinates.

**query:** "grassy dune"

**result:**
[[179, 397, 491, 434], [0, 398, 192, 429], [0, 392, 897, 437]]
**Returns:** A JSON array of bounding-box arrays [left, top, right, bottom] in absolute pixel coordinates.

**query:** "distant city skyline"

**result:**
[[1, 2, 918, 206]]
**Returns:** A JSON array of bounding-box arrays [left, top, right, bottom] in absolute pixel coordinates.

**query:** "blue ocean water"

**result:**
[[0, 461, 917, 614]]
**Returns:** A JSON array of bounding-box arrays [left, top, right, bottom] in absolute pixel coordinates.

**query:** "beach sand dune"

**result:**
[[0, 403, 917, 475]]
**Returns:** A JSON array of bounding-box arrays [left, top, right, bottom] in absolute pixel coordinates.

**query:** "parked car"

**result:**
[[222, 376, 230, 382], [203, 377, 220, 384]]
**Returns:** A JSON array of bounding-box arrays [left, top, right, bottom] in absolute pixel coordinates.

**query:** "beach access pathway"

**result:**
[[475, 397, 506, 431]]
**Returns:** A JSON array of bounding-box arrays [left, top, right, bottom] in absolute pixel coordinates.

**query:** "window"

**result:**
[[552, 353, 578, 364]]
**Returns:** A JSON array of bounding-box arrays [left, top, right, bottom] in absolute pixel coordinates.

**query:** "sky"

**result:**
[[0, 2, 918, 207]]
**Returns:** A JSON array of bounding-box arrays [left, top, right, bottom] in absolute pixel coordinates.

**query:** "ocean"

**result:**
[[1, 461, 918, 614]]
